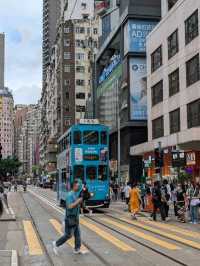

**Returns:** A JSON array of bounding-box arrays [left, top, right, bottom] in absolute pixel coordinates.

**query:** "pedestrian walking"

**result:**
[[161, 180, 171, 219], [176, 184, 186, 223], [151, 181, 166, 221], [129, 183, 141, 220], [0, 183, 4, 217], [170, 184, 178, 216], [124, 183, 131, 205], [113, 184, 119, 201], [53, 180, 87, 255]]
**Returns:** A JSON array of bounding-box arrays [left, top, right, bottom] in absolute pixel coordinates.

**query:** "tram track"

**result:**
[[25, 189, 112, 266], [20, 192, 55, 266], [28, 188, 190, 266]]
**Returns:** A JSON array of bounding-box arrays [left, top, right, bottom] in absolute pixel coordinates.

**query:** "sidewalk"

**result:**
[[0, 192, 20, 266]]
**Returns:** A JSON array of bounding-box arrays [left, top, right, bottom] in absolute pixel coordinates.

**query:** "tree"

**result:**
[[0, 157, 22, 179]]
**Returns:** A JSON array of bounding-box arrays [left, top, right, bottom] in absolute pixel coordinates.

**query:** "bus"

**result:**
[[57, 120, 110, 208]]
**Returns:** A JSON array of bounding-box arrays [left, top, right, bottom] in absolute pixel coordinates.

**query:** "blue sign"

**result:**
[[99, 54, 121, 84], [125, 20, 157, 53], [129, 58, 147, 120]]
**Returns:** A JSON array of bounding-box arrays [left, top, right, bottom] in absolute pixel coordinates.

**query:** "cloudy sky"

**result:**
[[0, 0, 42, 104]]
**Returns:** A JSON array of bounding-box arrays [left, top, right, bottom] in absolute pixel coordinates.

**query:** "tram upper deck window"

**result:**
[[98, 165, 107, 181], [74, 165, 84, 181], [83, 131, 99, 145], [74, 131, 82, 144], [86, 166, 96, 180], [101, 131, 107, 145]]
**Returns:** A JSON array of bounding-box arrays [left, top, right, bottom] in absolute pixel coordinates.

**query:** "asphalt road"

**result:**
[[2, 186, 200, 266]]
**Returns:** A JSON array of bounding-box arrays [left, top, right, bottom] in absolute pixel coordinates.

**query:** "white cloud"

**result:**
[[0, 0, 42, 104]]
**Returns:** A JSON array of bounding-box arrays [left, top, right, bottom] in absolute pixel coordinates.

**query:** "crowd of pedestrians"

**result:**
[[111, 180, 200, 224]]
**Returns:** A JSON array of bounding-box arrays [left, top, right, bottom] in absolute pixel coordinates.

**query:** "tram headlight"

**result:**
[[90, 192, 94, 197]]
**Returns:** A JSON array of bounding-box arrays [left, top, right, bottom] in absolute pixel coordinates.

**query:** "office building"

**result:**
[[131, 0, 200, 180]]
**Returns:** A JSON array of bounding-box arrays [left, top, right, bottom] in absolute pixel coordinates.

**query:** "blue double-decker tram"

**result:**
[[57, 119, 110, 208]]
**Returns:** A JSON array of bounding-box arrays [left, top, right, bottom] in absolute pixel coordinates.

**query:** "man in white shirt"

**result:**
[[124, 183, 131, 205]]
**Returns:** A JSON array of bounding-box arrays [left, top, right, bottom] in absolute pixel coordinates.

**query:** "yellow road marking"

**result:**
[[23, 220, 43, 255], [101, 218, 180, 250], [80, 218, 135, 252], [49, 219, 88, 252], [120, 217, 200, 250], [143, 220, 200, 239]]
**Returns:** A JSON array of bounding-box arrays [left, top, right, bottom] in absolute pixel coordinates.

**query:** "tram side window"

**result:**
[[74, 165, 84, 181], [86, 166, 96, 180], [98, 165, 107, 181], [74, 131, 82, 144], [101, 131, 107, 145], [61, 169, 66, 183], [83, 131, 99, 145]]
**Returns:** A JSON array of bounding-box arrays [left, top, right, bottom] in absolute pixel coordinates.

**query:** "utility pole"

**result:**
[[116, 79, 121, 184], [158, 141, 163, 182]]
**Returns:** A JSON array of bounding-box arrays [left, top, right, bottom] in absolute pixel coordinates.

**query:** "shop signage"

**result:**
[[186, 152, 196, 166], [171, 150, 186, 167], [129, 58, 147, 120], [99, 54, 121, 84], [124, 20, 158, 54]]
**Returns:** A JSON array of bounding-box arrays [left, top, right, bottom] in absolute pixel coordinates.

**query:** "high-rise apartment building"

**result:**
[[43, 0, 61, 81], [0, 87, 14, 159], [0, 34, 14, 159], [132, 0, 200, 180], [0, 33, 5, 88]]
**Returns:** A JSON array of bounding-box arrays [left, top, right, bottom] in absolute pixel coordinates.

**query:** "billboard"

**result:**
[[124, 20, 157, 54], [129, 58, 147, 120]]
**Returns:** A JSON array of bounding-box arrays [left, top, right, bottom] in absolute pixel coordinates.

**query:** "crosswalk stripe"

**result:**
[[81, 218, 135, 252], [101, 218, 180, 250], [23, 220, 43, 255], [142, 220, 200, 239], [120, 217, 200, 250], [49, 219, 88, 252]]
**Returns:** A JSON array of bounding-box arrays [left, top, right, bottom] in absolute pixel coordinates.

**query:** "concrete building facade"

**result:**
[[131, 0, 200, 180], [0, 33, 5, 88]]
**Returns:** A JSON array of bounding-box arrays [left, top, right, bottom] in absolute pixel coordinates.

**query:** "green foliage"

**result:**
[[178, 171, 192, 183], [0, 157, 22, 178]]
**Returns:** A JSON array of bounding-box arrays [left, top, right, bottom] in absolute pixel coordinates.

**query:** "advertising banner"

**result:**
[[124, 20, 157, 54], [129, 58, 147, 120]]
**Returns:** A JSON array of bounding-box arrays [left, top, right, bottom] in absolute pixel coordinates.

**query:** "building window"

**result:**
[[76, 66, 85, 73], [186, 54, 200, 87], [169, 68, 179, 96], [187, 99, 200, 128], [64, 65, 71, 73], [76, 93, 85, 99], [76, 27, 85, 34], [170, 108, 180, 134], [152, 116, 164, 139], [81, 2, 87, 9], [151, 46, 162, 73], [66, 92, 69, 99], [76, 79, 85, 86], [64, 27, 70, 33], [64, 79, 70, 86], [93, 28, 98, 34], [64, 39, 70, 47], [151, 80, 163, 106], [168, 29, 179, 59], [185, 10, 199, 45], [64, 52, 71, 60], [76, 53, 85, 60], [76, 105, 85, 112]]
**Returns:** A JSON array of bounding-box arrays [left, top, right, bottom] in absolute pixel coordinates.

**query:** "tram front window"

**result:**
[[86, 166, 96, 180], [101, 131, 107, 145], [98, 166, 107, 181], [83, 131, 98, 145], [74, 165, 84, 181], [74, 131, 82, 144]]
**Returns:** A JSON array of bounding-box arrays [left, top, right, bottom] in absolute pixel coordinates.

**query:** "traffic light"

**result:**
[[0, 143, 2, 160], [154, 148, 164, 168]]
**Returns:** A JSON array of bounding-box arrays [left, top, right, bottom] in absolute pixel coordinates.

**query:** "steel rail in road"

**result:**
[[26, 189, 111, 266], [28, 188, 188, 266]]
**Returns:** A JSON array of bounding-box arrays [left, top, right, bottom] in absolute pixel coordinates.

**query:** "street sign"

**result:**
[[171, 150, 186, 167]]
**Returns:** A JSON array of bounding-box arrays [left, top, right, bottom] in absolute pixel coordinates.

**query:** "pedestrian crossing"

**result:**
[[22, 214, 200, 256]]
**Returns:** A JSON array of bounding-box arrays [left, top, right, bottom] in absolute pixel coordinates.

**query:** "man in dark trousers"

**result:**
[[151, 181, 166, 221], [53, 179, 87, 255]]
